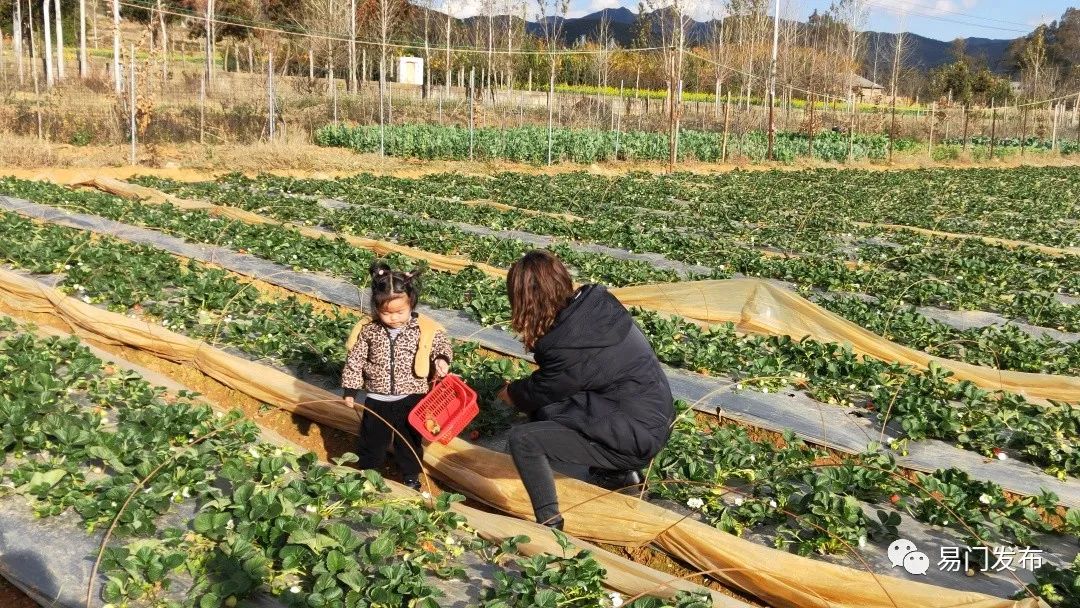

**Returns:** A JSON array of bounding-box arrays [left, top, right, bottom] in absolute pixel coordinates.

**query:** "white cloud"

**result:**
[[871, 0, 979, 18], [566, 0, 624, 19]]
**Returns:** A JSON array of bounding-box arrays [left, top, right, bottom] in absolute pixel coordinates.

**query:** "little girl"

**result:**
[[341, 261, 453, 490]]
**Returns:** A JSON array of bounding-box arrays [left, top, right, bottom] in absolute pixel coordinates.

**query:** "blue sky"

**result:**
[[550, 0, 1073, 41]]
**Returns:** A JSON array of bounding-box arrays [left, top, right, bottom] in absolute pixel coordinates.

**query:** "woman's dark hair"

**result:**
[[506, 250, 574, 352], [369, 261, 422, 311]]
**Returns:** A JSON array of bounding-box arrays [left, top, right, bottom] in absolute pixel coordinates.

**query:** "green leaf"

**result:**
[[25, 469, 66, 491], [337, 571, 367, 592], [365, 533, 395, 562], [287, 529, 340, 553]]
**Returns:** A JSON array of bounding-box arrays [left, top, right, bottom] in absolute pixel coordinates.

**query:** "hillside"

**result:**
[[512, 7, 1017, 76]]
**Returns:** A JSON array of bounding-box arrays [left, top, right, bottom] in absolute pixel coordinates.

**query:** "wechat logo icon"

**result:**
[[888, 539, 930, 575]]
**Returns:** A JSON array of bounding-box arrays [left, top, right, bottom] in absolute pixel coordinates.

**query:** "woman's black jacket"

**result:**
[[507, 284, 675, 461]]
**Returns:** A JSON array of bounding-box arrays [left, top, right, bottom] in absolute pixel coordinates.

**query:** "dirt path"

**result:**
[[1, 135, 1077, 181]]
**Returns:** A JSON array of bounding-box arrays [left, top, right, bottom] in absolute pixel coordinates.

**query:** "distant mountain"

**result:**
[[456, 5, 1018, 78], [862, 31, 1013, 78]]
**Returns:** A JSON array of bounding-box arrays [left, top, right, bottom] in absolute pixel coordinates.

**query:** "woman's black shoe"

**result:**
[[589, 468, 645, 493], [543, 516, 565, 531], [402, 476, 422, 491]]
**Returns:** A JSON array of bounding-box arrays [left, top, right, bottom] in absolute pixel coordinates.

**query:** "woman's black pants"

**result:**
[[507, 420, 646, 526]]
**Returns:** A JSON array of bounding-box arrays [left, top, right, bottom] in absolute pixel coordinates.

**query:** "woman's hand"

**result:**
[[497, 383, 514, 407], [434, 358, 450, 379]]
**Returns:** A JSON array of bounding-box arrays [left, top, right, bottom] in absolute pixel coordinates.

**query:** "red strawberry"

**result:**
[[889, 494, 901, 505]]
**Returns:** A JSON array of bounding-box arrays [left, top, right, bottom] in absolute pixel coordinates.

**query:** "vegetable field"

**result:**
[[314, 124, 919, 164], [0, 164, 1079, 608]]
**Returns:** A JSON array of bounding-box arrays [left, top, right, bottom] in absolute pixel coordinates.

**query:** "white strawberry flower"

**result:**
[[289, 586, 301, 594], [609, 592, 624, 607], [226, 519, 235, 530], [733, 496, 745, 506], [305, 505, 317, 514], [768, 499, 778, 509], [686, 497, 705, 510], [858, 535, 867, 549], [978, 494, 991, 505]]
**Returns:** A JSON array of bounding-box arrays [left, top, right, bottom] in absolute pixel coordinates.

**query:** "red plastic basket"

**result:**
[[408, 374, 479, 445]]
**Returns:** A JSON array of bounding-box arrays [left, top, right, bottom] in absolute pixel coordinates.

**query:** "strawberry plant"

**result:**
[[0, 325, 704, 607]]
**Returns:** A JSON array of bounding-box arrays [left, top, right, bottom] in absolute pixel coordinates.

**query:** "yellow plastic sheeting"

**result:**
[[854, 221, 1080, 258], [0, 267, 360, 433], [0, 266, 1040, 608], [425, 438, 1041, 608], [78, 177, 511, 279], [609, 279, 1080, 404]]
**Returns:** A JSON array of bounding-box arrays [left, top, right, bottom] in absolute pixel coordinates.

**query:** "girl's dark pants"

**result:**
[[356, 394, 425, 477], [508, 408, 646, 526]]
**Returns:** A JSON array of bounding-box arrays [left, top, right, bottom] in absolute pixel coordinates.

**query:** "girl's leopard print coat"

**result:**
[[341, 315, 453, 396]]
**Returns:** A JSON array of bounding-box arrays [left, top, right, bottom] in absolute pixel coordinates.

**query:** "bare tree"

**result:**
[[42, 0, 54, 86], [156, 0, 167, 80], [888, 13, 907, 161], [443, 0, 454, 96], [594, 9, 613, 89], [206, 0, 218, 85], [536, 0, 568, 165], [53, 0, 63, 79], [1021, 26, 1048, 104], [485, 0, 495, 101], [706, 12, 727, 103], [111, 0, 120, 92], [829, 0, 867, 109], [421, 0, 431, 98], [349, 0, 357, 93], [377, 0, 403, 154], [767, 0, 779, 159], [78, 0, 88, 77], [648, 0, 693, 170], [14, 0, 24, 84]]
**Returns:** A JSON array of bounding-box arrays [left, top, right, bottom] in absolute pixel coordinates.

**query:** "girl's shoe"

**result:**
[[543, 516, 565, 531], [402, 476, 422, 491]]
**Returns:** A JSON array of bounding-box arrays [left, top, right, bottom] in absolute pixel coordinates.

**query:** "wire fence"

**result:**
[[1, 47, 1078, 162]]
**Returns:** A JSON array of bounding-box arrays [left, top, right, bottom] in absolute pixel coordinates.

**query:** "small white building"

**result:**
[[397, 57, 424, 86]]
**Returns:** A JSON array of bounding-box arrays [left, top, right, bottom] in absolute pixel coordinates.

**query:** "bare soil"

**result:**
[[0, 576, 37, 608]]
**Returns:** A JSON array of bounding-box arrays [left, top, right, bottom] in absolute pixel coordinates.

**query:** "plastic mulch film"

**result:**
[[853, 221, 1080, 258], [4, 193, 1076, 507], [68, 179, 1073, 400], [79, 177, 510, 278], [609, 279, 1080, 405], [458, 198, 585, 222], [0, 267, 1045, 608]]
